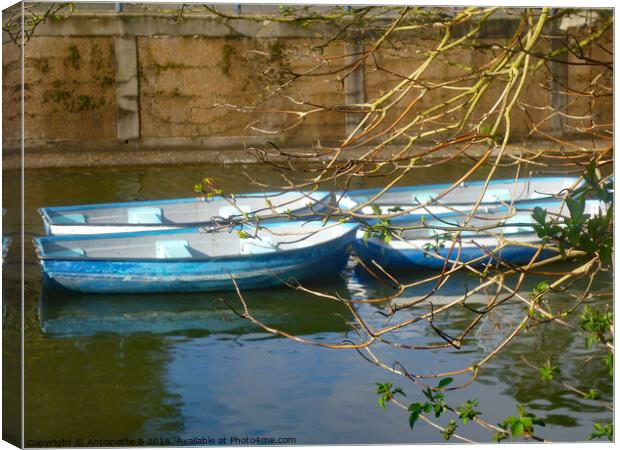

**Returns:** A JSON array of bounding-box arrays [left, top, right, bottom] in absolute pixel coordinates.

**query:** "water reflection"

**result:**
[[39, 281, 353, 338], [25, 325, 185, 441]]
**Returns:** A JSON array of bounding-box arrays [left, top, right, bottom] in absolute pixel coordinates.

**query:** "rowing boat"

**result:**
[[341, 176, 580, 224], [34, 220, 359, 293], [39, 191, 332, 236], [353, 199, 605, 271]]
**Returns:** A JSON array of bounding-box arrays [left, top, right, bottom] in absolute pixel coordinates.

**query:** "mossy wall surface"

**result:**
[[0, 11, 612, 167], [4, 37, 117, 142], [137, 36, 345, 140]]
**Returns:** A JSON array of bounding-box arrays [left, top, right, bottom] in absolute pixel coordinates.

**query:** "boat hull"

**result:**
[[41, 231, 356, 294], [353, 237, 558, 271]]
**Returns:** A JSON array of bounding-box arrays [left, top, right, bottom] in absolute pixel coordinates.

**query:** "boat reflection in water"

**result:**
[[347, 264, 498, 307], [39, 280, 353, 338], [347, 260, 613, 353]]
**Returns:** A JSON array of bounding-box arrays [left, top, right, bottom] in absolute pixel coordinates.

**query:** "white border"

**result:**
[[0, 2, 616, 450]]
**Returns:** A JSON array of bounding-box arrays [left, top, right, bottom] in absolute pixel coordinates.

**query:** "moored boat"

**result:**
[[39, 190, 332, 236], [34, 220, 359, 294], [353, 199, 605, 271], [341, 176, 581, 224]]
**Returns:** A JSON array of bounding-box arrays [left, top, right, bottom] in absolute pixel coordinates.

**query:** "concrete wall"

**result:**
[[1, 8, 612, 167]]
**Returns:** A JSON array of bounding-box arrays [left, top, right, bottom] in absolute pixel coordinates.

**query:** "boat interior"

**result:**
[[396, 200, 605, 240], [46, 191, 328, 225], [351, 178, 578, 206], [38, 222, 354, 260]]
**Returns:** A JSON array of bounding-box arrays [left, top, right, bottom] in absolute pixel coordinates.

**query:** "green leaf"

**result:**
[[442, 420, 457, 441], [539, 360, 559, 382], [584, 389, 600, 400], [532, 207, 547, 225], [456, 399, 481, 424], [392, 387, 406, 397], [535, 281, 549, 293], [437, 377, 453, 388], [589, 422, 613, 441], [511, 422, 525, 437], [520, 417, 533, 429], [566, 197, 585, 223], [407, 402, 427, 429]]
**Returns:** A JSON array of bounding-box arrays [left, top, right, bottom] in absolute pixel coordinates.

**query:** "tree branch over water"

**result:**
[[195, 5, 613, 443]]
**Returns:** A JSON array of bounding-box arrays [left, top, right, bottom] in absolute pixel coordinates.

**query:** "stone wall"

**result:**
[[1, 9, 612, 167], [137, 36, 345, 142]]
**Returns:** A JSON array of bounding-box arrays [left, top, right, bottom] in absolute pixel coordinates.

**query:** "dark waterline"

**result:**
[[2, 161, 612, 444]]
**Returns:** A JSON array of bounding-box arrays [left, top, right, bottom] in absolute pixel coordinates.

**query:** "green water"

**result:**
[[2, 161, 613, 445]]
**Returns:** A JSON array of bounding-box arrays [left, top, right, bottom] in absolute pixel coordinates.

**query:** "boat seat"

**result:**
[[219, 205, 252, 219], [239, 236, 276, 255], [503, 215, 534, 234], [48, 247, 86, 258], [411, 192, 437, 204], [54, 213, 86, 224], [128, 207, 163, 224], [156, 240, 192, 258], [481, 188, 511, 203]]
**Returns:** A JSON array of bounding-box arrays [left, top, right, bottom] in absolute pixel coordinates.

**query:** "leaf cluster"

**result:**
[[495, 404, 545, 441], [531, 164, 613, 266], [375, 382, 406, 409], [422, 232, 449, 256], [589, 422, 613, 441], [362, 206, 395, 244], [455, 399, 481, 423], [579, 305, 613, 348], [539, 360, 560, 382], [408, 378, 452, 428]]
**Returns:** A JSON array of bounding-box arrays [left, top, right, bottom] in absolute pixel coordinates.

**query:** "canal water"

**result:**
[[2, 162, 613, 444]]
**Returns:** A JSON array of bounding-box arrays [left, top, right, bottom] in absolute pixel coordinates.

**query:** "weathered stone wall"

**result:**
[[137, 36, 345, 142], [1, 9, 612, 167], [2, 39, 20, 143], [25, 37, 117, 140]]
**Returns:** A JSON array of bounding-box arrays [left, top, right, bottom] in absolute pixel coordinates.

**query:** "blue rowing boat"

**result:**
[[39, 190, 332, 236], [345, 176, 580, 206], [353, 200, 605, 271], [340, 176, 581, 224], [34, 221, 359, 294]]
